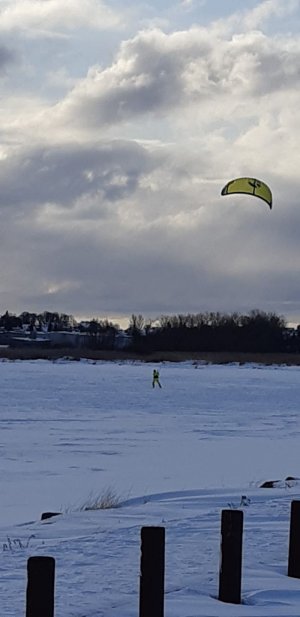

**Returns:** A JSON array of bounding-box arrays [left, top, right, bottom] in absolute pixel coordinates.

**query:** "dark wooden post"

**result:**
[[139, 526, 165, 617], [26, 556, 55, 617], [288, 500, 300, 578], [218, 509, 243, 604]]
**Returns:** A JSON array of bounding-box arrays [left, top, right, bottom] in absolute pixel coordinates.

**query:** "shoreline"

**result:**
[[0, 347, 300, 365]]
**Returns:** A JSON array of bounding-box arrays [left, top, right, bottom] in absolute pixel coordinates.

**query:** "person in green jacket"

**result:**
[[152, 369, 162, 388]]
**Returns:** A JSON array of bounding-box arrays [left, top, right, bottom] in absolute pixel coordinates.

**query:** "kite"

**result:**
[[221, 177, 272, 209]]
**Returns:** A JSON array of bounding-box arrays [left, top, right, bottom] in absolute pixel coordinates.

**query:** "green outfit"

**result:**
[[152, 369, 162, 388]]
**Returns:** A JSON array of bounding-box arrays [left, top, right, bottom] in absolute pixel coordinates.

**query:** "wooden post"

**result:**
[[288, 500, 300, 578], [218, 509, 243, 604], [26, 556, 55, 617], [139, 526, 165, 617]]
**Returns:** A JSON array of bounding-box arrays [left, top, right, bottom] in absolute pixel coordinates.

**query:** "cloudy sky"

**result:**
[[1, 0, 300, 325]]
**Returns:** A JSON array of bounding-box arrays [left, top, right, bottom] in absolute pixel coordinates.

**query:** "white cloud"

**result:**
[[4, 13, 300, 147], [180, 0, 206, 10], [241, 0, 300, 30], [0, 0, 123, 34], [41, 23, 300, 148]]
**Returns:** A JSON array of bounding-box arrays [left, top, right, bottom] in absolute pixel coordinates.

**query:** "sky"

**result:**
[[2, 359, 300, 616], [1, 0, 300, 326]]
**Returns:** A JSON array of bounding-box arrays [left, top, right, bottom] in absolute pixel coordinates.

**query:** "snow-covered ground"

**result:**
[[1, 359, 300, 616]]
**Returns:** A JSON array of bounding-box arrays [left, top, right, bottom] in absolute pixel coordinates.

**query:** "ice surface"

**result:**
[[1, 359, 300, 616]]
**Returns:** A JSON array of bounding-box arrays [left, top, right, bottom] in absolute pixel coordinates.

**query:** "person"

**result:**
[[152, 368, 162, 388]]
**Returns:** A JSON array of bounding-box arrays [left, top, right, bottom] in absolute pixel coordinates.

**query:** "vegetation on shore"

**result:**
[[1, 347, 300, 365]]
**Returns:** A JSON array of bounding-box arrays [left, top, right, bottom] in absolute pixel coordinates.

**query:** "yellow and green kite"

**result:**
[[221, 177, 272, 209]]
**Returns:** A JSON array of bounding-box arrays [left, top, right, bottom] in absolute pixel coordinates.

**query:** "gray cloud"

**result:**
[[0, 129, 300, 320], [0, 140, 155, 208], [0, 151, 299, 321], [0, 44, 16, 72]]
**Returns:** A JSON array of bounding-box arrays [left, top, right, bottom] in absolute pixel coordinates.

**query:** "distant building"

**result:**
[[0, 326, 132, 350]]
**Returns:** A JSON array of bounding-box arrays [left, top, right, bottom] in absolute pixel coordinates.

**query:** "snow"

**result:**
[[1, 359, 300, 616]]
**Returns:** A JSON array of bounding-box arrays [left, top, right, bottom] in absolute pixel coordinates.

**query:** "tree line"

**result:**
[[0, 309, 300, 353], [129, 310, 300, 354]]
